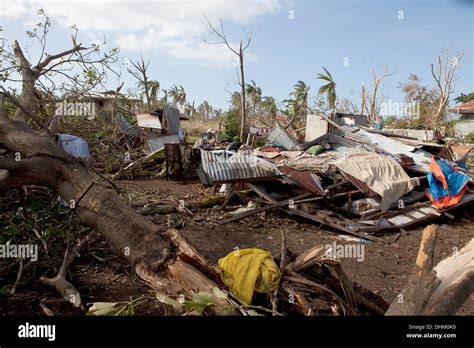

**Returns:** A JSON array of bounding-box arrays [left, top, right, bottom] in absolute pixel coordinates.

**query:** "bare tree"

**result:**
[[204, 15, 253, 142], [368, 66, 396, 125], [128, 56, 152, 111], [360, 82, 368, 116], [0, 11, 118, 132], [430, 48, 464, 130], [336, 97, 358, 114]]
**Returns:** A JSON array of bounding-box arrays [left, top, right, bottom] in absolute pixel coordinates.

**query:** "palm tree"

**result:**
[[317, 67, 337, 115], [168, 85, 186, 109], [179, 85, 187, 107], [198, 100, 212, 119], [282, 98, 299, 116], [261, 96, 277, 125], [245, 80, 262, 116], [160, 88, 168, 107], [168, 85, 179, 107], [148, 80, 160, 107], [290, 80, 310, 116], [184, 100, 195, 118]]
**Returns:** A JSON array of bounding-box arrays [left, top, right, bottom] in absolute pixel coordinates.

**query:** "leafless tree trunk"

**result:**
[[238, 40, 248, 142], [430, 48, 464, 130], [128, 57, 152, 111], [368, 66, 396, 125], [386, 224, 473, 315], [361, 82, 367, 116], [205, 16, 253, 142]]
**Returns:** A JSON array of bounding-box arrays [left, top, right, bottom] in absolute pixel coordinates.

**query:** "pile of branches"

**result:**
[[276, 243, 388, 316]]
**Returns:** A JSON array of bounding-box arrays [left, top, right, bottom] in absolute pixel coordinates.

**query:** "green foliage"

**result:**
[[317, 67, 337, 112], [288, 81, 310, 119], [0, 97, 16, 118], [382, 116, 397, 127], [155, 287, 269, 316], [454, 92, 474, 104], [0, 191, 90, 287], [221, 108, 240, 142], [466, 132, 474, 143]]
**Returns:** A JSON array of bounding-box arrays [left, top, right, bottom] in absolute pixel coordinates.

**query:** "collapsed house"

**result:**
[[114, 106, 196, 179], [196, 117, 474, 242]]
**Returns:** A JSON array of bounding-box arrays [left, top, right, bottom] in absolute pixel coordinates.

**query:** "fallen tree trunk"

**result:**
[[0, 119, 232, 311], [0, 35, 232, 312], [386, 224, 474, 315]]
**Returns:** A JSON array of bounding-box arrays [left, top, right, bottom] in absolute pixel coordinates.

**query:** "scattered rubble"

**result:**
[[193, 116, 474, 243]]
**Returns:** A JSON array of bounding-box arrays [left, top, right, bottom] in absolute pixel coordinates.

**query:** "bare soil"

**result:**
[[1, 178, 473, 315]]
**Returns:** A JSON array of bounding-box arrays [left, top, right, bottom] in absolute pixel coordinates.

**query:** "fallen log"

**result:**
[[386, 224, 474, 315], [0, 119, 232, 312]]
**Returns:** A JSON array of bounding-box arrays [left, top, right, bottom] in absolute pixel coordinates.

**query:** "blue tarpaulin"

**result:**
[[57, 134, 90, 158], [425, 157, 469, 208]]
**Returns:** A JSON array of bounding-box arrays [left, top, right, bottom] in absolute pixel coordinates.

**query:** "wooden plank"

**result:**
[[281, 208, 381, 242], [219, 192, 313, 225], [246, 183, 277, 203]]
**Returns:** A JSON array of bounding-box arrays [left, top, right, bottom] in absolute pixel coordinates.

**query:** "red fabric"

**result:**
[[429, 157, 448, 190], [260, 147, 281, 153], [425, 186, 467, 209]]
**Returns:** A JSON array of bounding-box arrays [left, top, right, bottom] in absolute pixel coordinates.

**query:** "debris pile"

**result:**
[[195, 119, 474, 242]]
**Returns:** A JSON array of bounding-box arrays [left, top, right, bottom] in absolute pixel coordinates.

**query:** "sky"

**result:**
[[1, 0, 473, 113]]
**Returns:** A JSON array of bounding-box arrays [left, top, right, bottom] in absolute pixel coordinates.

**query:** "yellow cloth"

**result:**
[[218, 248, 281, 305]]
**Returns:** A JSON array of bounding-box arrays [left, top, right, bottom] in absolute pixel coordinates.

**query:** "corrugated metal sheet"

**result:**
[[267, 124, 299, 150], [115, 112, 139, 136], [146, 134, 180, 154], [137, 113, 162, 129], [278, 166, 325, 194], [341, 173, 377, 197], [163, 106, 185, 140], [164, 106, 181, 134], [200, 150, 280, 184]]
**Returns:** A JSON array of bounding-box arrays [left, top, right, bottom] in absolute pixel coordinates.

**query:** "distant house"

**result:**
[[305, 113, 369, 142], [334, 113, 369, 127], [80, 91, 141, 114], [448, 100, 474, 137], [55, 91, 142, 120]]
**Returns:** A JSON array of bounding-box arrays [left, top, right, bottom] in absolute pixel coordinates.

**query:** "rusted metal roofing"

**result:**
[[200, 149, 280, 184], [341, 173, 377, 197], [278, 166, 326, 194], [448, 100, 474, 114]]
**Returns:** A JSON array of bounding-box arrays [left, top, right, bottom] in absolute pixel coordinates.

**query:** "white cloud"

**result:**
[[1, 0, 282, 68], [0, 0, 30, 20]]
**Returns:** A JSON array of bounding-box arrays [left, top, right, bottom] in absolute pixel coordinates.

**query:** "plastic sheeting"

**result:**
[[57, 134, 90, 158], [333, 152, 420, 212], [425, 157, 470, 208]]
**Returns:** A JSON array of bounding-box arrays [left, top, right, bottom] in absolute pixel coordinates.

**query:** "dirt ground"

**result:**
[[1, 178, 473, 316]]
